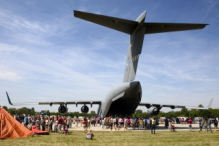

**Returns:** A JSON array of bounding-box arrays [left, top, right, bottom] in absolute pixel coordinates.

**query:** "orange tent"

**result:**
[[0, 107, 33, 139]]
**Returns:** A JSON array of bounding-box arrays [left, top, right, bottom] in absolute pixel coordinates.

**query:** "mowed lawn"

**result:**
[[1, 130, 219, 146]]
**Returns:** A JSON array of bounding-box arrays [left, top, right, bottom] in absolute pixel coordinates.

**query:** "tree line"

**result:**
[[133, 108, 219, 118], [1, 105, 219, 118]]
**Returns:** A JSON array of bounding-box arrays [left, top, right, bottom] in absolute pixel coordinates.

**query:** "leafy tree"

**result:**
[[90, 111, 96, 117], [209, 109, 219, 117], [189, 109, 198, 117], [2, 106, 8, 111], [199, 109, 211, 118], [135, 109, 143, 114], [198, 104, 204, 108], [181, 108, 189, 117], [8, 108, 17, 115]]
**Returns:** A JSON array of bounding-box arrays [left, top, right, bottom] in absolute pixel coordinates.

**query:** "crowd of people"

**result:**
[[80, 116, 159, 132], [163, 117, 219, 132], [14, 114, 73, 134], [13, 114, 219, 135]]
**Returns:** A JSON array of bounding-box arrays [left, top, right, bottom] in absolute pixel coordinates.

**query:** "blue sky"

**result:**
[[0, 0, 219, 113]]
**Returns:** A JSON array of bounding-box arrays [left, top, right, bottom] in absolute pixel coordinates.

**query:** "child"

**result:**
[[86, 130, 94, 140], [171, 124, 176, 132], [63, 125, 68, 135]]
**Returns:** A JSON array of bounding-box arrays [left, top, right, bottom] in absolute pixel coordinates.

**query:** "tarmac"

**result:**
[[68, 123, 201, 131]]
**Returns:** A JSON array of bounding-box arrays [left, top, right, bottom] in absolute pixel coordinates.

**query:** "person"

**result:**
[[143, 118, 147, 129], [176, 118, 180, 124], [168, 119, 175, 132], [24, 115, 29, 127], [41, 117, 46, 131], [75, 117, 79, 127], [164, 118, 169, 128], [54, 122, 58, 133], [114, 117, 119, 131], [208, 118, 212, 131], [63, 125, 69, 135], [170, 124, 175, 132], [87, 118, 91, 129], [92, 118, 96, 127], [127, 118, 130, 127], [131, 118, 136, 130], [213, 118, 218, 131], [168, 119, 173, 130], [198, 118, 202, 130], [124, 118, 128, 131], [101, 118, 105, 130], [151, 117, 156, 134], [49, 117, 53, 132], [199, 117, 212, 133], [86, 130, 94, 140], [187, 118, 193, 131], [36, 117, 41, 130], [45, 117, 49, 132], [82, 117, 87, 130], [63, 116, 67, 130], [109, 117, 114, 131], [146, 118, 150, 129], [139, 118, 143, 130], [58, 116, 63, 133]]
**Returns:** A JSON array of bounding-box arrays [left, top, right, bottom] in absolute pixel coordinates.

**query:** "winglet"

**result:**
[[207, 98, 213, 109], [6, 92, 13, 105]]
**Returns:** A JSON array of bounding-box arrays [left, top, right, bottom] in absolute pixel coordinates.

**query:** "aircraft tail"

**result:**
[[74, 10, 147, 82], [73, 10, 208, 82]]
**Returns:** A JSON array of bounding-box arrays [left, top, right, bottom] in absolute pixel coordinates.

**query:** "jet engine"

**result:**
[[148, 107, 160, 115], [58, 104, 68, 113], [81, 105, 89, 113]]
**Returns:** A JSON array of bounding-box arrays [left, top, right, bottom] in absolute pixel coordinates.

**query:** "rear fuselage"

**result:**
[[100, 81, 142, 117]]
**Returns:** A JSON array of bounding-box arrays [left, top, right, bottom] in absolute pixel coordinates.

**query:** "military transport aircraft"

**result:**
[[6, 10, 210, 118]]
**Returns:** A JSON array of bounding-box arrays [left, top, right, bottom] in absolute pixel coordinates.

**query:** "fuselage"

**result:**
[[99, 81, 142, 117]]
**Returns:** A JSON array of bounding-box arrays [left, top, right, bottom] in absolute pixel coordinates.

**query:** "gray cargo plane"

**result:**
[[6, 10, 210, 117]]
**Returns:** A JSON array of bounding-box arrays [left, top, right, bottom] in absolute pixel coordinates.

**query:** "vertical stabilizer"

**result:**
[[123, 11, 147, 82]]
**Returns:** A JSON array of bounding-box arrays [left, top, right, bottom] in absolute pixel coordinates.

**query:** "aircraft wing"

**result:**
[[138, 98, 213, 110], [6, 92, 101, 107], [144, 23, 208, 34]]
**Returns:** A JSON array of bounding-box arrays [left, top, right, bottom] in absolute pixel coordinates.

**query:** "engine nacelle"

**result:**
[[81, 105, 89, 113], [58, 105, 68, 113], [148, 108, 160, 115]]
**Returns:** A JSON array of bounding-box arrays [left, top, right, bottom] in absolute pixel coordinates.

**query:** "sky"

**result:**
[[0, 0, 219, 114]]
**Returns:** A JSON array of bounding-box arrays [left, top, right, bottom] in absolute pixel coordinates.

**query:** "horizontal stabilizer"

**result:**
[[74, 10, 138, 34], [144, 23, 208, 34], [74, 10, 208, 35]]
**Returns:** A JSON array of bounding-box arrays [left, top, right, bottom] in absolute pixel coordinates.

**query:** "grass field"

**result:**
[[1, 130, 219, 146]]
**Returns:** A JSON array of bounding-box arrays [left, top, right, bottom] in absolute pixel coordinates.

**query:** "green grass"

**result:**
[[1, 130, 219, 146]]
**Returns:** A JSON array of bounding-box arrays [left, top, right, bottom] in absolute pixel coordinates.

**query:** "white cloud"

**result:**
[[0, 70, 20, 81]]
